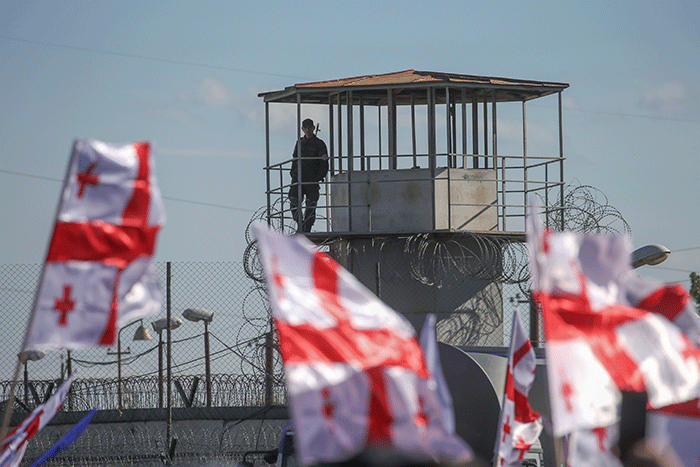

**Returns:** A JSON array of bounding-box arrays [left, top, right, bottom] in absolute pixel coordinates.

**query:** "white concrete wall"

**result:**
[[330, 168, 497, 233]]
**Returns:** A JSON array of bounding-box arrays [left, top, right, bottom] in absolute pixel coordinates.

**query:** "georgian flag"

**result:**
[[564, 424, 622, 467], [0, 372, 76, 467], [494, 309, 543, 467], [419, 314, 456, 435], [253, 224, 473, 466], [24, 139, 165, 350], [527, 202, 700, 436]]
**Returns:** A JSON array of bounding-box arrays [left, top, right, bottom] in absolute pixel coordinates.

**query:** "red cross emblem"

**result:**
[[54, 285, 75, 326], [561, 380, 575, 413], [77, 162, 99, 198], [274, 251, 430, 447], [514, 436, 529, 460], [502, 415, 511, 442]]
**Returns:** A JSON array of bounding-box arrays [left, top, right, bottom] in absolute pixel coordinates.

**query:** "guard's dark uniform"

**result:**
[[289, 135, 328, 232]]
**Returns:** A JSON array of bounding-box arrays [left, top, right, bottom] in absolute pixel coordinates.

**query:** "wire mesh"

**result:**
[[0, 182, 629, 464]]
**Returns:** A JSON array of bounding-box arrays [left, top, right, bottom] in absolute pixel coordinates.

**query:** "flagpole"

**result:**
[[0, 359, 23, 440], [493, 309, 519, 464], [1, 140, 80, 441]]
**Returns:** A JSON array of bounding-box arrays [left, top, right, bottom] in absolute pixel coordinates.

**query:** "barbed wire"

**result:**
[[19, 414, 288, 467], [241, 182, 631, 347], [245, 182, 629, 287]]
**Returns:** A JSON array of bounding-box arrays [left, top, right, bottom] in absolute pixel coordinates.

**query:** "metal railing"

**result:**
[[266, 152, 565, 235]]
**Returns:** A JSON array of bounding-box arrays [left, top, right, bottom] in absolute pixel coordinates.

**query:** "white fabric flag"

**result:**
[[527, 201, 700, 436], [254, 224, 473, 466], [0, 372, 76, 467], [565, 424, 622, 467], [25, 139, 165, 350], [494, 309, 543, 467], [419, 314, 456, 434]]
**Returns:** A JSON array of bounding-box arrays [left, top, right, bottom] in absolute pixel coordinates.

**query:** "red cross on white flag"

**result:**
[[527, 200, 700, 437], [253, 224, 473, 466], [494, 309, 543, 467], [564, 424, 622, 467], [23, 140, 165, 350]]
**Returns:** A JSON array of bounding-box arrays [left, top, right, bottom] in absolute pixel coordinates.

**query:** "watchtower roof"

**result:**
[[258, 69, 569, 105]]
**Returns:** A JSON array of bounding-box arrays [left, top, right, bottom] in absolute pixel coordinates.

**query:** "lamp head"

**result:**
[[133, 321, 153, 341], [183, 307, 214, 323], [152, 316, 184, 334], [19, 349, 46, 363], [631, 244, 671, 269]]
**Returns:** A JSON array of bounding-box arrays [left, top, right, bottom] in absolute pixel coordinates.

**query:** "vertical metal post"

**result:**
[[483, 98, 488, 168], [347, 90, 353, 232], [265, 318, 274, 405], [461, 89, 467, 165], [545, 163, 549, 215], [117, 333, 123, 410], [158, 334, 163, 408], [66, 350, 73, 411], [204, 321, 211, 408], [265, 101, 271, 226], [296, 94, 303, 223], [494, 91, 503, 230], [427, 87, 436, 166], [377, 105, 382, 168], [359, 95, 365, 171], [337, 94, 343, 172], [529, 293, 539, 347], [347, 90, 353, 171], [387, 89, 396, 169], [523, 101, 528, 221], [375, 262, 381, 299], [558, 92, 565, 231], [453, 103, 458, 155], [411, 93, 417, 168], [166, 261, 173, 459], [445, 87, 451, 167], [23, 362, 28, 408], [429, 87, 436, 231], [492, 90, 498, 168], [472, 92, 479, 167], [329, 94, 335, 174]]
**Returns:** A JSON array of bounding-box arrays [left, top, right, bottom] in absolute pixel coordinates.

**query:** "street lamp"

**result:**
[[18, 349, 46, 408], [182, 307, 214, 407], [152, 317, 183, 408], [632, 244, 671, 269], [113, 319, 152, 410]]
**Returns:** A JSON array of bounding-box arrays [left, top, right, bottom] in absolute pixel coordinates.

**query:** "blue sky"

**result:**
[[1, 0, 699, 287]]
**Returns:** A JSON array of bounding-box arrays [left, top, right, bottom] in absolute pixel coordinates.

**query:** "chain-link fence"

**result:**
[[0, 261, 284, 407], [0, 257, 536, 466], [0, 258, 536, 403]]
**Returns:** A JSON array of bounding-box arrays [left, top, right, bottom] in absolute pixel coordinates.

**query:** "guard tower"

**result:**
[[259, 70, 568, 343]]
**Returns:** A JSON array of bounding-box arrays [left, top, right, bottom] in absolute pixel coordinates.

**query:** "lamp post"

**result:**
[[18, 349, 46, 407], [182, 307, 214, 407], [111, 319, 152, 410], [152, 317, 183, 408]]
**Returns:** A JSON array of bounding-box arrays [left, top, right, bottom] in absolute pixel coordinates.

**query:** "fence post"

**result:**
[[265, 318, 274, 405], [166, 262, 174, 462]]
